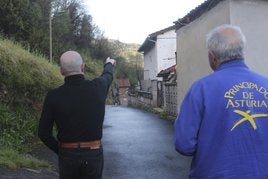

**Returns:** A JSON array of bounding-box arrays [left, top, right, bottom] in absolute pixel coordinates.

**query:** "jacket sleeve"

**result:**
[[96, 62, 114, 100], [38, 92, 59, 154], [174, 82, 203, 156]]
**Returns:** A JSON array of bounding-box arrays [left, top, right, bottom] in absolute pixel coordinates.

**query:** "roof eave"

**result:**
[[174, 0, 224, 30], [138, 25, 176, 53]]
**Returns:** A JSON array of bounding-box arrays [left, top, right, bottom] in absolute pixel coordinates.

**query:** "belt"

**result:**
[[60, 140, 102, 149]]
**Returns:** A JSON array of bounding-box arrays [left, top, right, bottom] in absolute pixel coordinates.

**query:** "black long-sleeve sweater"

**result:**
[[38, 63, 113, 154]]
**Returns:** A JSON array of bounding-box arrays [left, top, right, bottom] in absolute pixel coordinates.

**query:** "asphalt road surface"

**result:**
[[102, 105, 192, 179], [0, 105, 192, 179]]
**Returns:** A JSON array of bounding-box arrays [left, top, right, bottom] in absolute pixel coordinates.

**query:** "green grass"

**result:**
[[0, 148, 48, 169], [0, 103, 48, 169], [0, 37, 63, 106], [0, 38, 63, 169], [160, 112, 176, 122], [0, 104, 38, 152]]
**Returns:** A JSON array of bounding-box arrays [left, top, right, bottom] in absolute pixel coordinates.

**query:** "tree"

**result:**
[[0, 0, 52, 57], [50, 0, 95, 62], [28, 0, 51, 56], [91, 38, 118, 61], [76, 14, 94, 50], [51, 10, 74, 63], [0, 1, 37, 41]]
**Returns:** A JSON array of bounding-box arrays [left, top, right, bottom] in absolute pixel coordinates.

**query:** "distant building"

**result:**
[[138, 25, 177, 81], [134, 25, 177, 108], [116, 78, 130, 98], [115, 78, 130, 106]]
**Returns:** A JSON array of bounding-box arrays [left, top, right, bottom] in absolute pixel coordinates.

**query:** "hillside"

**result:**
[[0, 38, 64, 168], [109, 39, 142, 63], [0, 38, 105, 169], [0, 37, 143, 169], [108, 39, 143, 87]]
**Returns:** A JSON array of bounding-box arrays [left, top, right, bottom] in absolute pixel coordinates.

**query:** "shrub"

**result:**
[[0, 104, 38, 151]]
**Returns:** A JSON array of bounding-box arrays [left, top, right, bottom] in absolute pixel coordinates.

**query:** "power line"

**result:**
[[157, 37, 176, 39]]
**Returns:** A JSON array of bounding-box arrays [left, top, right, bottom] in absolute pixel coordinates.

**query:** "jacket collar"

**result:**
[[216, 59, 248, 72], [64, 74, 85, 85]]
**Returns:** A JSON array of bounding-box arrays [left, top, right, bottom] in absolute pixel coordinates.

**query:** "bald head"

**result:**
[[206, 24, 246, 62], [60, 51, 84, 76]]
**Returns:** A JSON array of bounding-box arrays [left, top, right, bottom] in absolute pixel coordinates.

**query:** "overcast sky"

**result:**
[[85, 0, 206, 44]]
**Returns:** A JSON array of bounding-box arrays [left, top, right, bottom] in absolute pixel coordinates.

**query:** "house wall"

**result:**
[[230, 0, 268, 76], [176, 0, 268, 112], [143, 30, 176, 81], [140, 80, 152, 91], [143, 46, 157, 80], [156, 30, 177, 74], [176, 0, 230, 110]]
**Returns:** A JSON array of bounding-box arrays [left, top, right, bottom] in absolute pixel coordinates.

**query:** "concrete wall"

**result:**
[[128, 80, 158, 108], [230, 0, 268, 76], [157, 30, 177, 73], [128, 95, 154, 108], [144, 46, 157, 80], [176, 0, 230, 109], [140, 79, 158, 106]]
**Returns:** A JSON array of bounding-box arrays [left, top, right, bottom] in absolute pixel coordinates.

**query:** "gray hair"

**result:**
[[60, 51, 83, 74], [206, 24, 246, 62]]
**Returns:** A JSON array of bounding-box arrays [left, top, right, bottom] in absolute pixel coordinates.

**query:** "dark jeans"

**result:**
[[59, 147, 103, 179]]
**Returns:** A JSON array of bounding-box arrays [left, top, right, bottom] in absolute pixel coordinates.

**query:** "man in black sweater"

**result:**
[[38, 51, 115, 179]]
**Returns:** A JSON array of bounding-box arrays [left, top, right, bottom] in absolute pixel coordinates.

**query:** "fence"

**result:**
[[163, 83, 177, 116]]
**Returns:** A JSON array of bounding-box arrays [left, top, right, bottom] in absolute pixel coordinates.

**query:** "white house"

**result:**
[[138, 25, 177, 81], [174, 0, 268, 110], [134, 25, 177, 107]]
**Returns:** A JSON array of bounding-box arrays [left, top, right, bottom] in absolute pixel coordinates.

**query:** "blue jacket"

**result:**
[[174, 59, 268, 179]]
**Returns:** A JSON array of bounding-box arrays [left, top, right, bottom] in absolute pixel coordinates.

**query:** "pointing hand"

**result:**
[[105, 57, 116, 66]]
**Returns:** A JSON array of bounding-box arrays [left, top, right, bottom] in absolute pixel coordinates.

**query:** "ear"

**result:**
[[208, 51, 217, 71], [81, 63, 85, 73], [60, 67, 65, 76]]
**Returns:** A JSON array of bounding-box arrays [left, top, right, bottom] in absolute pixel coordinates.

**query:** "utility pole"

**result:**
[[49, 11, 52, 63]]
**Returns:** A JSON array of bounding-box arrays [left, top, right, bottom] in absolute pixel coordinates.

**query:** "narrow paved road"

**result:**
[[102, 105, 192, 179], [0, 105, 192, 179]]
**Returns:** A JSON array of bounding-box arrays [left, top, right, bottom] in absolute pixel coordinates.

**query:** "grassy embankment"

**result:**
[[0, 38, 104, 169]]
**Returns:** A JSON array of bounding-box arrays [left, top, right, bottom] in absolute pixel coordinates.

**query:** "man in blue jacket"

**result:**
[[174, 24, 268, 178]]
